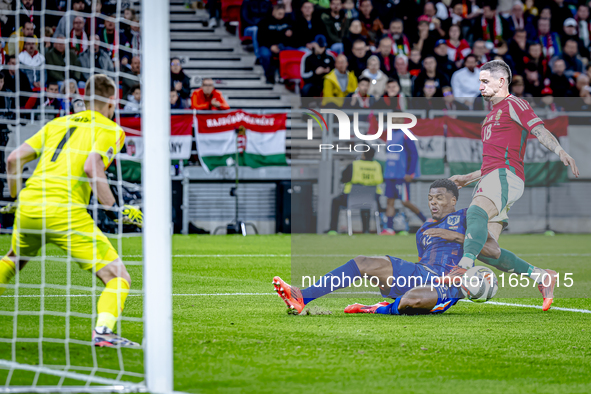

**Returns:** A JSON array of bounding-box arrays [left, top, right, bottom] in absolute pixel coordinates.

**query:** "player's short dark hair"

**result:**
[[130, 84, 141, 94], [387, 77, 399, 84], [481, 59, 512, 85], [358, 76, 370, 84], [273, 3, 285, 11], [430, 179, 459, 200]]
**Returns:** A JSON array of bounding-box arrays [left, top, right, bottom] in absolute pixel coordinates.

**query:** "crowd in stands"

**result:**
[[0, 1, 232, 113], [0, 0, 141, 113], [239, 0, 591, 111]]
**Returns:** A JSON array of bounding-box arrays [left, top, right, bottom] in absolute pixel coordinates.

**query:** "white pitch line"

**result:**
[[1, 292, 277, 298], [124, 253, 591, 258], [462, 299, 591, 314], [3, 292, 591, 314], [36, 253, 591, 259]]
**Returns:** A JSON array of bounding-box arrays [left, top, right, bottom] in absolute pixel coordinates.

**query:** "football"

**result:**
[[460, 266, 499, 302]]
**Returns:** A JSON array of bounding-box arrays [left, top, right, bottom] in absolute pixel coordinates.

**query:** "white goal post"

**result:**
[[0, 0, 175, 392], [141, 0, 173, 392]]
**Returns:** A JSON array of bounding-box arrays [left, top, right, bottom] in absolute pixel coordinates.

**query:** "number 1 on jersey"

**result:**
[[51, 126, 78, 162]]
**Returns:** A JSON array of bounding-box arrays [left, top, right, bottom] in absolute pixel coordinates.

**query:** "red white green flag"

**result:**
[[195, 110, 287, 172]]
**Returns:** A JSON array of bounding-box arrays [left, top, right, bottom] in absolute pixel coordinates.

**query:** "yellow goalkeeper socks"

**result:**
[[0, 256, 16, 296], [96, 277, 130, 331]]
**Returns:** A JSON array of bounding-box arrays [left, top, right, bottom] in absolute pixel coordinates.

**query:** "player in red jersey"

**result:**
[[449, 60, 579, 311]]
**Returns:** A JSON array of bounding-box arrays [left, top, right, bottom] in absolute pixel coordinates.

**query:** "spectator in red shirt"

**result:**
[[446, 24, 471, 68], [190, 78, 230, 110]]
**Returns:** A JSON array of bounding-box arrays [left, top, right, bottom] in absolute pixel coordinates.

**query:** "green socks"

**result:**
[[460, 205, 490, 267], [479, 248, 531, 274], [479, 249, 546, 283]]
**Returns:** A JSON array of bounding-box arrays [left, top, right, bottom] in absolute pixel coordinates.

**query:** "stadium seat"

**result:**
[[221, 0, 242, 23], [238, 19, 251, 43], [345, 185, 381, 236], [279, 50, 306, 93]]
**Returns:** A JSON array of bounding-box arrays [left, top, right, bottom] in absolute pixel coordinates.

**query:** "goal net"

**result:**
[[0, 0, 172, 392]]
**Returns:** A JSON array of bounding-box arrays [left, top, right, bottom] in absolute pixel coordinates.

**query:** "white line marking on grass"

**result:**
[[2, 292, 277, 298], [136, 253, 591, 258], [37, 253, 591, 259], [4, 292, 591, 313], [461, 299, 591, 313]]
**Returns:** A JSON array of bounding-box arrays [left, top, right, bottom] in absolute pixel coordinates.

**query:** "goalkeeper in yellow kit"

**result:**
[[0, 74, 142, 348]]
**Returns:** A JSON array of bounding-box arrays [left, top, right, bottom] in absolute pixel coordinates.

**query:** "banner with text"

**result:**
[[195, 110, 288, 172], [119, 115, 194, 161]]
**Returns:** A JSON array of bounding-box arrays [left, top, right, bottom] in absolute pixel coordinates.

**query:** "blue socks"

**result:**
[[375, 298, 402, 315], [387, 216, 394, 229], [300, 259, 361, 304]]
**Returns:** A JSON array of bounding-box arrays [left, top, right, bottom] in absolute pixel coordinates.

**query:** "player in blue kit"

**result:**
[[274, 178, 557, 314], [273, 179, 505, 315], [381, 127, 428, 235]]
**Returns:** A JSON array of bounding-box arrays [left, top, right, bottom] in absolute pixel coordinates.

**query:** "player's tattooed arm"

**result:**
[[531, 125, 580, 177], [530, 124, 560, 152]]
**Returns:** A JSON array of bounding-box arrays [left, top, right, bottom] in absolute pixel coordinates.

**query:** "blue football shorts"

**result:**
[[384, 179, 410, 201], [383, 256, 462, 314]]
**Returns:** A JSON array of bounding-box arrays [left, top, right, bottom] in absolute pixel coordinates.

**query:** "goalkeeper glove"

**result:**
[[106, 204, 143, 228], [118, 205, 143, 228], [0, 202, 17, 215]]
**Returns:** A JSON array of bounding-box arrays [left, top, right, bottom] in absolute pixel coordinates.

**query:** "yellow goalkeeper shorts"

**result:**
[[11, 209, 119, 271]]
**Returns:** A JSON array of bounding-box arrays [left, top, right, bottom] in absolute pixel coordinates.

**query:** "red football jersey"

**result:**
[[481, 95, 544, 181]]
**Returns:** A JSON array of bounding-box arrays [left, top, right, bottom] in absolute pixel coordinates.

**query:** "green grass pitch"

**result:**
[[1, 234, 591, 393]]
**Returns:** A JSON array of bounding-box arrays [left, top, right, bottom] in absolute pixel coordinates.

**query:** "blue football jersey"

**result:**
[[415, 208, 468, 274]]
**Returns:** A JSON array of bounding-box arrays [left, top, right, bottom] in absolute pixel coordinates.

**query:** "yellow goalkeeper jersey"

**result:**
[[18, 110, 125, 217]]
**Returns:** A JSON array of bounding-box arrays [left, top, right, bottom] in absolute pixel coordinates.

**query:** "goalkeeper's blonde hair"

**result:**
[[85, 74, 117, 110]]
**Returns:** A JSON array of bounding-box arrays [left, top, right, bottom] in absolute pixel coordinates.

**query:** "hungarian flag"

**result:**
[[195, 110, 287, 172], [119, 115, 194, 161], [369, 115, 445, 176], [446, 116, 569, 186], [412, 117, 446, 175], [114, 115, 194, 182]]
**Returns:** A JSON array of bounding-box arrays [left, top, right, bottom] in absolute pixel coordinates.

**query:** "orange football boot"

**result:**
[[273, 276, 306, 315], [538, 269, 557, 311], [344, 302, 390, 314]]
